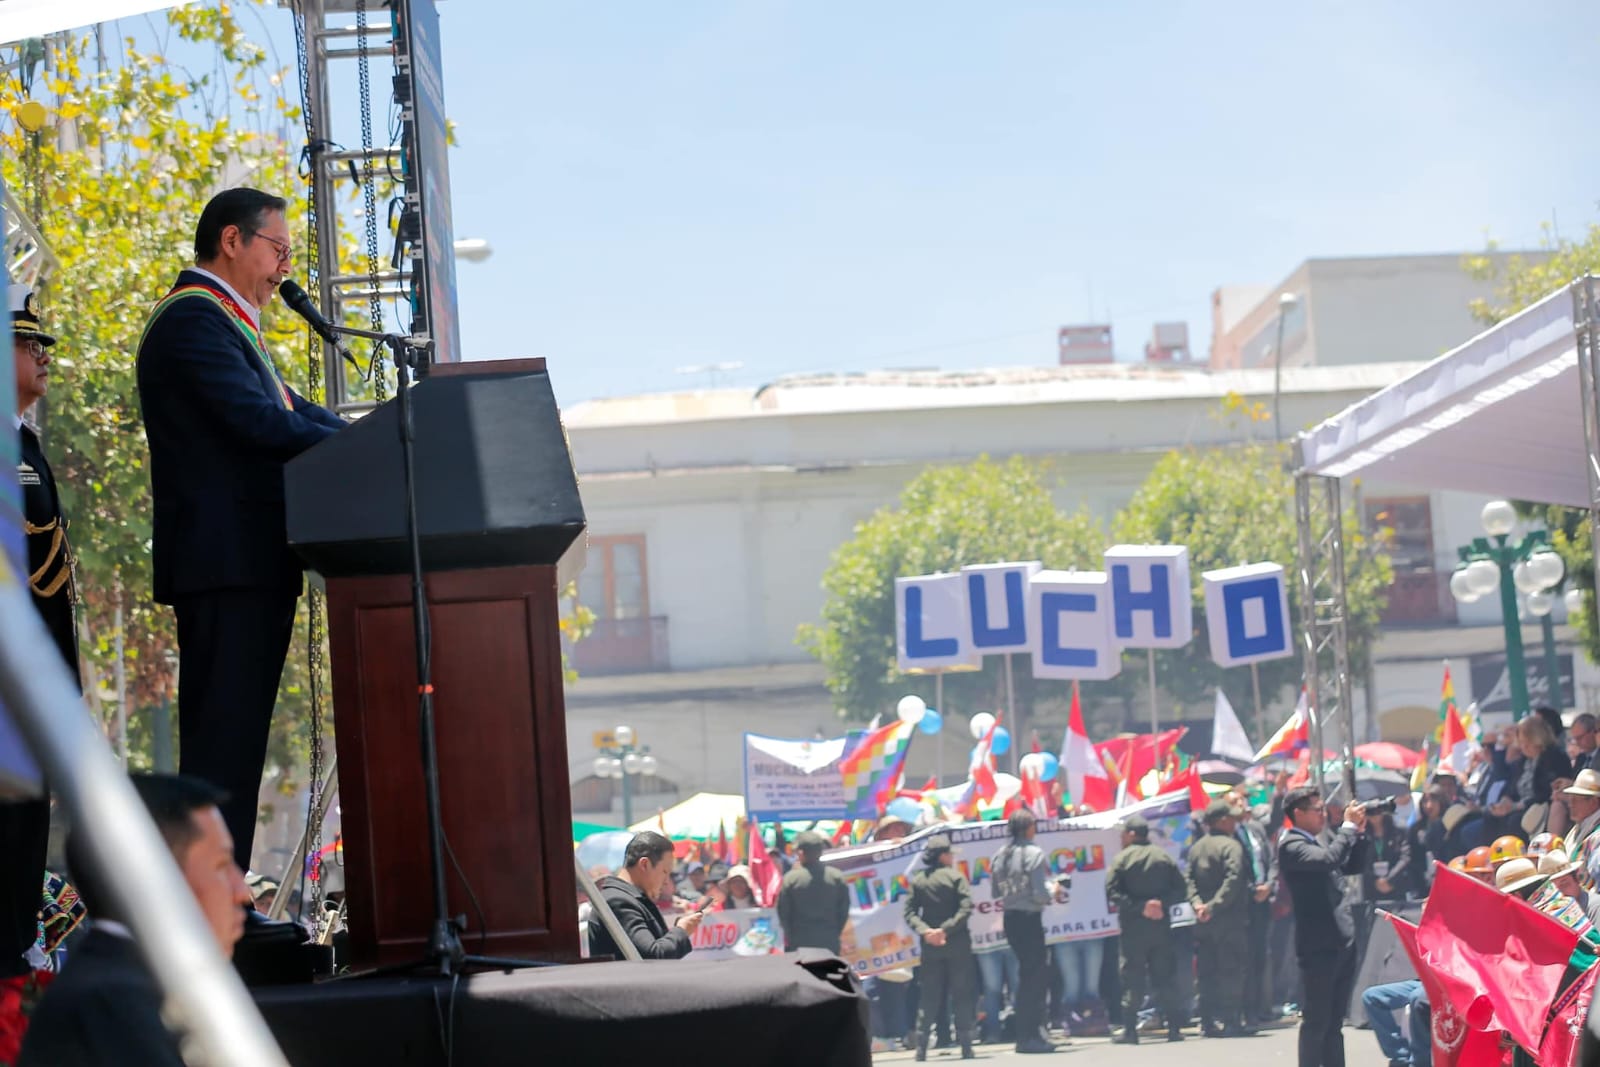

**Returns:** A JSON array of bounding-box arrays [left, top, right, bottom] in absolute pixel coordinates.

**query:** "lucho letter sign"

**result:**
[[896, 546, 1293, 677]]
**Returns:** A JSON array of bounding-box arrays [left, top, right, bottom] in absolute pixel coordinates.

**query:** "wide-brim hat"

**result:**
[[1495, 857, 1545, 895], [1537, 848, 1582, 882], [1564, 769, 1600, 798], [1441, 803, 1473, 835], [9, 285, 55, 347]]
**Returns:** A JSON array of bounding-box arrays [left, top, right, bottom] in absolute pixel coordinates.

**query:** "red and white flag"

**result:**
[[746, 816, 783, 907], [1385, 910, 1510, 1067], [1062, 682, 1113, 812], [1436, 701, 1472, 776]]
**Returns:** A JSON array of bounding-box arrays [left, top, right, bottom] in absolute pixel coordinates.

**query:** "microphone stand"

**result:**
[[317, 323, 557, 977]]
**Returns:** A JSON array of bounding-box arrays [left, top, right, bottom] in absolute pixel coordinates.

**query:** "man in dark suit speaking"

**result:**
[[135, 188, 344, 884], [1278, 786, 1369, 1067], [19, 774, 253, 1066]]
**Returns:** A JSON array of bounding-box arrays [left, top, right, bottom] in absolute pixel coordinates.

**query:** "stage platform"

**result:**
[[254, 950, 870, 1067]]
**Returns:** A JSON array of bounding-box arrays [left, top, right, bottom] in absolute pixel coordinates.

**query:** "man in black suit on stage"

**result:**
[[135, 188, 344, 884], [19, 774, 252, 1066], [1278, 786, 1369, 1067], [3, 286, 79, 979]]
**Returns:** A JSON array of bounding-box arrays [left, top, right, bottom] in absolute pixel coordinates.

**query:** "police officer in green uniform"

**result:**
[[776, 830, 849, 954], [1105, 813, 1186, 1044], [904, 833, 975, 1061], [1187, 799, 1250, 1037]]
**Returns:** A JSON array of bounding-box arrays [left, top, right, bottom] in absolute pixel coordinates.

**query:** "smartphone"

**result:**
[[693, 893, 719, 913]]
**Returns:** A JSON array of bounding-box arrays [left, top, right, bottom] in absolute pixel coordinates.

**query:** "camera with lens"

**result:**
[[1361, 796, 1398, 815]]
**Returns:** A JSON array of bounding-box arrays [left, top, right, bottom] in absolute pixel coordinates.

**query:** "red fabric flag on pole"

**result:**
[[1538, 960, 1598, 1067], [1417, 863, 1580, 1055], [1385, 910, 1510, 1067], [746, 816, 783, 908], [1436, 701, 1472, 776], [718, 819, 734, 866], [1162, 763, 1210, 813], [1062, 682, 1114, 812]]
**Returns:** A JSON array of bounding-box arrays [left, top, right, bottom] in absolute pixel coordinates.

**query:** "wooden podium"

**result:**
[[284, 359, 586, 969]]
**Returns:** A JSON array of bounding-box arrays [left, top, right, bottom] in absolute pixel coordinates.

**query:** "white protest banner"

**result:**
[[742, 733, 849, 821], [823, 791, 1199, 978], [663, 906, 785, 960]]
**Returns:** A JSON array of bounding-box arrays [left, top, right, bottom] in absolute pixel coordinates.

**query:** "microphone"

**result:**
[[278, 280, 359, 370]]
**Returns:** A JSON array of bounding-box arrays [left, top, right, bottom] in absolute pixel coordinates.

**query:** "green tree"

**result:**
[[797, 455, 1103, 731], [1111, 434, 1392, 723], [2, 7, 320, 779], [1466, 229, 1600, 661], [4, 6, 592, 804]]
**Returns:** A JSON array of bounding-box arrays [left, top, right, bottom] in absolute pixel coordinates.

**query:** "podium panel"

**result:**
[[324, 563, 580, 968]]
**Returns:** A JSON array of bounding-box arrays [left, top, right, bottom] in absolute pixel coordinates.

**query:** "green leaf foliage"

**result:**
[[797, 455, 1102, 726], [1112, 441, 1391, 712], [801, 442, 1393, 739]]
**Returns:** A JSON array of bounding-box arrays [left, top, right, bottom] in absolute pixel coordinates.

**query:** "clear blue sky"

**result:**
[[254, 1, 1595, 404]]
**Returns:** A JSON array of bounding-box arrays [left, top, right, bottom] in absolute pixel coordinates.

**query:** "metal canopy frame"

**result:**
[[1294, 275, 1600, 800], [1294, 472, 1355, 799]]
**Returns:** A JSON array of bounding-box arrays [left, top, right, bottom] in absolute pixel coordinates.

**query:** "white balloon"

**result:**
[[970, 712, 996, 740], [897, 695, 927, 724], [1019, 752, 1045, 777]]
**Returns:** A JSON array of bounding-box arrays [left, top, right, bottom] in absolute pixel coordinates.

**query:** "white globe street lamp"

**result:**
[[1464, 558, 1501, 596], [1480, 500, 1518, 538]]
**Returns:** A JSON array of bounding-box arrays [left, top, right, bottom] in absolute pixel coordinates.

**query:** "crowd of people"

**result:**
[[573, 707, 1600, 1065]]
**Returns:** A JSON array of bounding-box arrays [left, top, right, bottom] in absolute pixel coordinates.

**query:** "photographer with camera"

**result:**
[[1360, 799, 1411, 902], [1279, 788, 1370, 1067]]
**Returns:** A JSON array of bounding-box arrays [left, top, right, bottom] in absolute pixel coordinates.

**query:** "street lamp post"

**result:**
[[1449, 501, 1566, 719], [592, 724, 657, 827], [1272, 291, 1299, 443]]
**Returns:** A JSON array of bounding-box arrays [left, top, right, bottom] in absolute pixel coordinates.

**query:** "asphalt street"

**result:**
[[871, 1019, 1392, 1066]]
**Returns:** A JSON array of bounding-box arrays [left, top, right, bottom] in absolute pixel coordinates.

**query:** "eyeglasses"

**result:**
[[245, 229, 294, 264], [16, 338, 46, 361]]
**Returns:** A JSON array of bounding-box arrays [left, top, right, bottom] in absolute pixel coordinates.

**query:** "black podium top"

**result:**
[[285, 360, 586, 579]]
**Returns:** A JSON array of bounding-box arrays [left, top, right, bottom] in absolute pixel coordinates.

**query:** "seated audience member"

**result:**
[[587, 831, 702, 960], [20, 775, 252, 1067]]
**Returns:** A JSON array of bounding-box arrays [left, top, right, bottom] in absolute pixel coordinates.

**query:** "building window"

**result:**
[[569, 535, 669, 674], [578, 535, 649, 620], [1366, 496, 1453, 626]]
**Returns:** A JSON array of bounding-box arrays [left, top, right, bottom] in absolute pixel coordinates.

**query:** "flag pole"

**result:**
[[1251, 662, 1264, 744], [1004, 653, 1019, 776], [935, 669, 945, 787], [1147, 649, 1158, 737]]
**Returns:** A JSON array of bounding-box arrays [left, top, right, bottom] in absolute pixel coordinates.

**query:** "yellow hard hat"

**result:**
[[1489, 835, 1525, 867]]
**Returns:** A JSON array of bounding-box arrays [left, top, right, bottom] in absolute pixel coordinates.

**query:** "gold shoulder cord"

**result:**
[[24, 516, 76, 601]]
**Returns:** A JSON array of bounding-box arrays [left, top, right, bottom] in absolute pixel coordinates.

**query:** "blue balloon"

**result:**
[[886, 796, 923, 824], [918, 709, 943, 736], [1040, 752, 1060, 780], [991, 726, 1012, 755]]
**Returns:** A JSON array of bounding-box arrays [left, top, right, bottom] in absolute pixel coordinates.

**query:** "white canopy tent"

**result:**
[[1297, 278, 1591, 505], [1291, 275, 1600, 798], [0, 0, 193, 44]]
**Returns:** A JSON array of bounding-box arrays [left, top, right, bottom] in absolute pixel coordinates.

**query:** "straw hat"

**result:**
[[1537, 848, 1581, 882], [1563, 769, 1600, 798], [1494, 857, 1545, 895]]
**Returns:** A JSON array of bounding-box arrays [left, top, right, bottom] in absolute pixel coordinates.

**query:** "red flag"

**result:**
[[718, 819, 733, 866], [1094, 728, 1186, 800], [746, 817, 783, 907], [1163, 764, 1210, 813], [1539, 962, 1598, 1067], [830, 820, 853, 846], [971, 713, 1001, 804], [1437, 701, 1471, 776], [1386, 911, 1510, 1067], [1417, 863, 1579, 1055], [1062, 682, 1114, 812], [1017, 764, 1050, 818]]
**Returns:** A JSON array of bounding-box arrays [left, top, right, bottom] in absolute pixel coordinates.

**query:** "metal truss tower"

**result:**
[[289, 0, 446, 411], [1295, 471, 1356, 799]]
